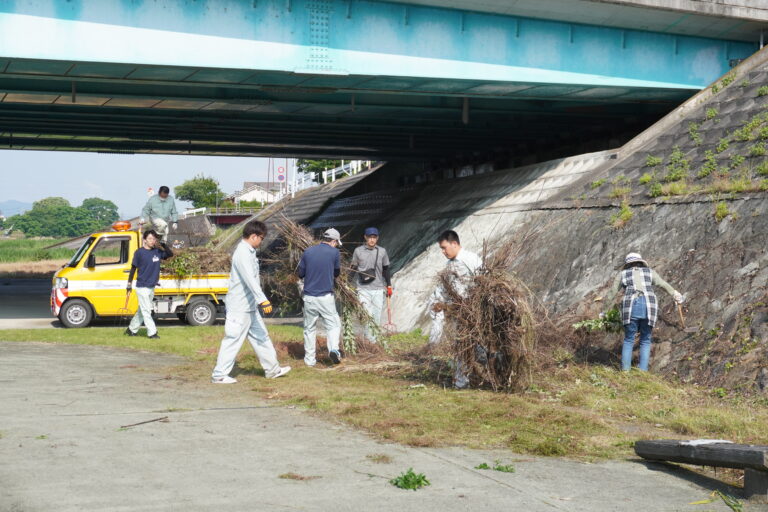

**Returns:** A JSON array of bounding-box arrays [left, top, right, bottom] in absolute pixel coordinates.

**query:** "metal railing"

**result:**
[[181, 206, 262, 218]]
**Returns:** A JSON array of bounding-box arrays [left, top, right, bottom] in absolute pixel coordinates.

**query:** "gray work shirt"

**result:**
[[225, 240, 268, 313], [351, 245, 390, 290]]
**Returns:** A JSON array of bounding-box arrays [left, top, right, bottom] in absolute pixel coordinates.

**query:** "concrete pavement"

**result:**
[[0, 341, 751, 511]]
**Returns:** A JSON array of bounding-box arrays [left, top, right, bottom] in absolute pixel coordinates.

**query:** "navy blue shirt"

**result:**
[[131, 246, 172, 288], [298, 243, 340, 297]]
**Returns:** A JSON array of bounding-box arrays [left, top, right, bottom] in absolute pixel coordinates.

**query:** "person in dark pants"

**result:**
[[298, 228, 342, 366], [606, 252, 684, 371], [125, 230, 173, 338]]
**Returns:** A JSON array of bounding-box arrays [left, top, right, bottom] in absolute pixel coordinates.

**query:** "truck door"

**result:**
[[81, 235, 133, 315]]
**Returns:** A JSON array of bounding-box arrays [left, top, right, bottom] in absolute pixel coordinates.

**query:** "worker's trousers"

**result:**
[[150, 218, 169, 242], [212, 311, 280, 379], [429, 311, 469, 389], [357, 288, 385, 342], [302, 293, 341, 366], [128, 287, 157, 336]]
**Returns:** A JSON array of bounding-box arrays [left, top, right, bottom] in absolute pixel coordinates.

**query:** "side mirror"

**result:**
[[86, 254, 96, 268]]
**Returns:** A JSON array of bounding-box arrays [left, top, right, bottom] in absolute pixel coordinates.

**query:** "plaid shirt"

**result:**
[[612, 267, 677, 327]]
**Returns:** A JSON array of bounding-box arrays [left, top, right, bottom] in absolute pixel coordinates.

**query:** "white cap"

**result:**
[[323, 228, 342, 246]]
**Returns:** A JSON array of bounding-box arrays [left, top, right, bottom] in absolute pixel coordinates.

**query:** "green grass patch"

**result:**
[[758, 85, 768, 97], [4, 327, 768, 461], [590, 179, 606, 189], [609, 201, 633, 228], [638, 173, 653, 185], [608, 187, 631, 199], [0, 238, 75, 263], [715, 201, 731, 222], [644, 155, 662, 167], [705, 108, 718, 121]]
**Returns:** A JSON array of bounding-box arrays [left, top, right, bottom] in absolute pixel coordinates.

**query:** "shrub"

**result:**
[[645, 155, 662, 167], [714, 201, 730, 222], [716, 138, 730, 153], [610, 201, 633, 228], [750, 142, 766, 157], [756, 160, 768, 176], [649, 182, 663, 197], [758, 85, 768, 97], [638, 173, 653, 185], [698, 150, 718, 179]]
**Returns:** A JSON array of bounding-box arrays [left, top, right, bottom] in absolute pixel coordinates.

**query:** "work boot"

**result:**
[[124, 328, 137, 337], [148, 333, 160, 339], [329, 350, 342, 365]]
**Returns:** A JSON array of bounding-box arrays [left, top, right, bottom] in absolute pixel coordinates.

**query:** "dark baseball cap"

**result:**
[[364, 227, 379, 236]]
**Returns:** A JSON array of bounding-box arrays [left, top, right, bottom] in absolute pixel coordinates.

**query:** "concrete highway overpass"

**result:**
[[0, 0, 764, 160]]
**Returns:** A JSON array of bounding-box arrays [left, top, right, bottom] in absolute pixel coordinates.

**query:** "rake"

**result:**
[[383, 295, 397, 335]]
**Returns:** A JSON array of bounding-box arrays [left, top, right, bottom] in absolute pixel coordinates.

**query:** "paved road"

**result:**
[[0, 342, 748, 512]]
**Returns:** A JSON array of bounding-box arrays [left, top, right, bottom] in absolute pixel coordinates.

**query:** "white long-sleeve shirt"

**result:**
[[429, 248, 483, 305], [225, 240, 268, 313]]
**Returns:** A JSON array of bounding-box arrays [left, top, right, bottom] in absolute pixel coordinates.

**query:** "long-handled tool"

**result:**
[[383, 295, 397, 335], [677, 295, 698, 333]]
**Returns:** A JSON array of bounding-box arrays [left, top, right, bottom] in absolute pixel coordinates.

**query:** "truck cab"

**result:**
[[52, 222, 228, 328]]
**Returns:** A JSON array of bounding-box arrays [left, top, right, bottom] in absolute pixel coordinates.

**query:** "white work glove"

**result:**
[[172, 223, 178, 230], [139, 218, 145, 225], [673, 292, 684, 304], [599, 311, 606, 319]]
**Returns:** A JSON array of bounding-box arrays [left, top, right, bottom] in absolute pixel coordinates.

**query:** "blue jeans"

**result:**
[[621, 296, 653, 371]]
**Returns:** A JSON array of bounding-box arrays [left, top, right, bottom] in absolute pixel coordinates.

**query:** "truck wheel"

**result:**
[[186, 299, 216, 326], [59, 299, 93, 328]]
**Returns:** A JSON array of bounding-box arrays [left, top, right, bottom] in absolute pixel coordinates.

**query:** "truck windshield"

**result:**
[[68, 237, 96, 267]]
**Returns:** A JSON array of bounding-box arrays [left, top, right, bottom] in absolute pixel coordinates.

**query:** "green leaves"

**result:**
[[573, 308, 622, 333], [475, 460, 516, 473], [174, 174, 227, 208], [389, 468, 430, 490]]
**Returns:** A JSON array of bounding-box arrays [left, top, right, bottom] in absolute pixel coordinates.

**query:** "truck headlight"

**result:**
[[54, 277, 68, 289]]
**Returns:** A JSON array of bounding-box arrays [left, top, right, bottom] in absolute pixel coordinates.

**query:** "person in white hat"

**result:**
[[297, 228, 343, 366], [606, 252, 684, 371]]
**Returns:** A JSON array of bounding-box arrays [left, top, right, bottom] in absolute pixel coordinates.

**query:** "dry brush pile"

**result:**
[[260, 217, 380, 355], [437, 242, 540, 392], [161, 247, 232, 278]]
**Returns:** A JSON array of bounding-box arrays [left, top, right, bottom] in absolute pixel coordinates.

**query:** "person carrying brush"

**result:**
[[298, 228, 343, 366], [125, 230, 173, 339], [427, 230, 482, 389], [211, 220, 291, 383], [140, 185, 178, 243], [604, 252, 684, 372], [350, 227, 392, 343]]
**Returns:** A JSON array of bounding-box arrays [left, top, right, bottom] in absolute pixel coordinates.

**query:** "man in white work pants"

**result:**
[[128, 287, 157, 336], [212, 311, 281, 380], [302, 294, 341, 367]]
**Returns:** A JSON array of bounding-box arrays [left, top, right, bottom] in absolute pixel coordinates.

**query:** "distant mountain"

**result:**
[[0, 200, 32, 217]]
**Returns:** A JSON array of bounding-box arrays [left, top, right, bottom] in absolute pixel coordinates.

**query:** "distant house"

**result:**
[[228, 182, 279, 204]]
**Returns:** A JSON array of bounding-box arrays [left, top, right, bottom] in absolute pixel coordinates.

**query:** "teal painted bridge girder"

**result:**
[[0, 0, 759, 158], [0, 0, 756, 88]]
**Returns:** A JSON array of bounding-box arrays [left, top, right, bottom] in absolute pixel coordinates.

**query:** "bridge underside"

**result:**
[[0, 0, 759, 159]]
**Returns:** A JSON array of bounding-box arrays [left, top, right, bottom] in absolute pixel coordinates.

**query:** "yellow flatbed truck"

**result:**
[[51, 223, 228, 328]]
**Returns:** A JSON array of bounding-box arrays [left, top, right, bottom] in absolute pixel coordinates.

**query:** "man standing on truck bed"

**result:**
[[140, 185, 178, 242], [125, 230, 173, 339], [211, 220, 291, 384]]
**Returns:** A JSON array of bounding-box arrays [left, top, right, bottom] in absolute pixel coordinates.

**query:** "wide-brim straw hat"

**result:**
[[623, 252, 649, 269]]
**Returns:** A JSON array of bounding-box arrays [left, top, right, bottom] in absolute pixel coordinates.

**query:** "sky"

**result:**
[[0, 150, 291, 218]]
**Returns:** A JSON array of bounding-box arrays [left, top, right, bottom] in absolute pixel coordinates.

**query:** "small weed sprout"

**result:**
[[645, 155, 662, 167], [716, 138, 730, 153], [590, 179, 606, 189], [688, 122, 702, 146], [730, 154, 746, 170], [649, 182, 663, 198], [714, 201, 731, 222], [475, 460, 516, 473], [756, 160, 768, 176], [663, 146, 689, 182], [367, 453, 393, 464], [712, 83, 721, 94], [720, 73, 735, 87], [758, 85, 768, 97], [749, 142, 766, 157], [698, 150, 718, 179], [740, 79, 750, 87], [638, 172, 653, 185], [609, 186, 631, 199], [705, 108, 718, 120], [390, 468, 430, 491]]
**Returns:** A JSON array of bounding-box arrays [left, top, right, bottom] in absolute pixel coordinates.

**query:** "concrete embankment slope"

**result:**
[[385, 46, 768, 393]]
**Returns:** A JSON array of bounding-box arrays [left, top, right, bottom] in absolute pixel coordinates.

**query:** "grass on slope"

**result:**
[[2, 326, 767, 460]]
